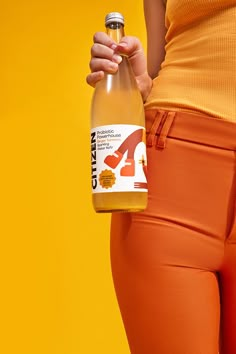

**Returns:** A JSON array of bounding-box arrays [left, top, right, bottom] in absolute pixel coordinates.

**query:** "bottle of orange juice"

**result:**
[[90, 12, 148, 213]]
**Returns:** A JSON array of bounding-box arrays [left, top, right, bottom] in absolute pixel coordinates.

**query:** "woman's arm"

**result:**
[[143, 0, 167, 79]]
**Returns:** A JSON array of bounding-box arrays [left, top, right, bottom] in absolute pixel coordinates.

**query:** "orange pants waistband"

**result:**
[[145, 109, 236, 151]]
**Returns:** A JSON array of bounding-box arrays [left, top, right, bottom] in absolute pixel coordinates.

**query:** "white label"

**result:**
[[91, 124, 147, 194]]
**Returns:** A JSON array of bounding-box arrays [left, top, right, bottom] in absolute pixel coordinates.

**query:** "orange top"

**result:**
[[145, 1, 236, 121]]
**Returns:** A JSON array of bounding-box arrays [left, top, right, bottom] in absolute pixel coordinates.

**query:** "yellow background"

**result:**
[[0, 1, 146, 353]]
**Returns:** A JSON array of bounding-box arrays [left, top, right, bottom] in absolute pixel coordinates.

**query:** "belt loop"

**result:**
[[156, 111, 176, 149], [146, 111, 165, 147]]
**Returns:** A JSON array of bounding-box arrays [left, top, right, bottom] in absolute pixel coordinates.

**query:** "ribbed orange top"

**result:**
[[145, 1, 236, 121]]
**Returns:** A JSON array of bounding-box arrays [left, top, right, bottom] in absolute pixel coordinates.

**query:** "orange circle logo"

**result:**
[[99, 169, 116, 189]]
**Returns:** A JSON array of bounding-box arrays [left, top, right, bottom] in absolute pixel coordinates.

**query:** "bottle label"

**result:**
[[91, 124, 148, 194]]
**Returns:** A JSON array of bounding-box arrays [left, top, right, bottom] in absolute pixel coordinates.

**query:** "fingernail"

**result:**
[[108, 62, 118, 71], [110, 43, 117, 50], [117, 42, 128, 49], [112, 54, 122, 64]]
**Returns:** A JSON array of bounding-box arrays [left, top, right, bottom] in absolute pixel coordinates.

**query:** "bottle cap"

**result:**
[[105, 12, 124, 26]]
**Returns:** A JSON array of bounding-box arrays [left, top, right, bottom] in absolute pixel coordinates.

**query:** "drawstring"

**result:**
[[146, 110, 176, 149]]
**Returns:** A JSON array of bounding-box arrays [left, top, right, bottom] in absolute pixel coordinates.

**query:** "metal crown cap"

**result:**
[[105, 12, 124, 26]]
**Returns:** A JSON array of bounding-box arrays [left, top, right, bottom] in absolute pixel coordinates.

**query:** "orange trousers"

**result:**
[[110, 109, 236, 354]]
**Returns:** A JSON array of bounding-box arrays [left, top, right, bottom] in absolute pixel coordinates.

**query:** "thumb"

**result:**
[[114, 36, 142, 56], [114, 36, 147, 78]]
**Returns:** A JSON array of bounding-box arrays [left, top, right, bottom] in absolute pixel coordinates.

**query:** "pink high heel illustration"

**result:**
[[104, 128, 144, 177]]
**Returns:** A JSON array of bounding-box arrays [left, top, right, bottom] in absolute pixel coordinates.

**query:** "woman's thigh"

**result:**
[[110, 212, 221, 354], [110, 134, 235, 353]]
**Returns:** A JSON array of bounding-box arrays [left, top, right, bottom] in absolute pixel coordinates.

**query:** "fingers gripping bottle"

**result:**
[[90, 12, 148, 213]]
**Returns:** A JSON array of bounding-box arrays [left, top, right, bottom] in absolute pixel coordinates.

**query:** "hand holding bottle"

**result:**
[[86, 32, 152, 101]]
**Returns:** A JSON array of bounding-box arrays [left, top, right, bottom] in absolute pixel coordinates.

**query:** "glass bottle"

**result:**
[[90, 12, 148, 213]]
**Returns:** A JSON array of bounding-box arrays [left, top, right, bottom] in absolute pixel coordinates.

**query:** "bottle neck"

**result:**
[[106, 23, 125, 43]]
